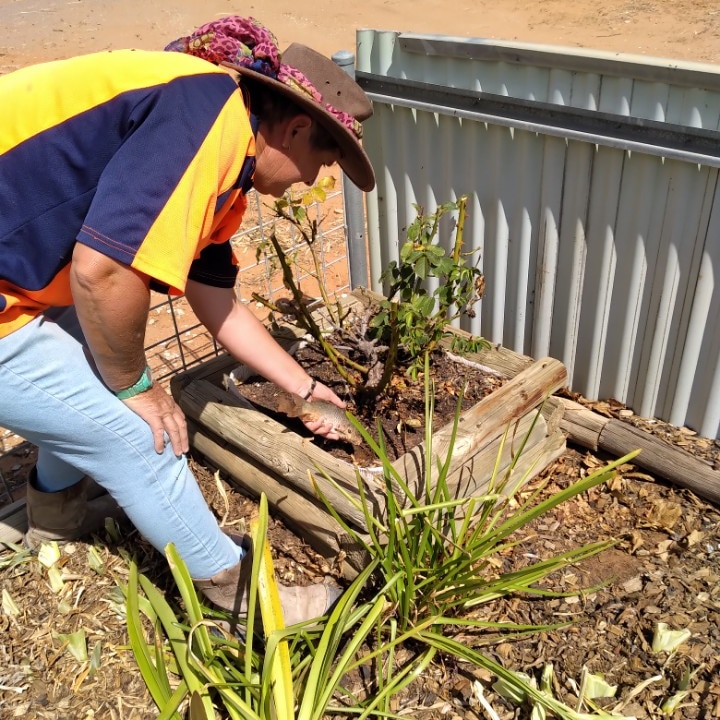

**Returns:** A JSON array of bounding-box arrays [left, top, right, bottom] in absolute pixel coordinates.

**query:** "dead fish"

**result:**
[[276, 394, 362, 445]]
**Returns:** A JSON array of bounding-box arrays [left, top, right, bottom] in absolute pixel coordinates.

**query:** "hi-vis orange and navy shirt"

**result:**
[[0, 49, 256, 339]]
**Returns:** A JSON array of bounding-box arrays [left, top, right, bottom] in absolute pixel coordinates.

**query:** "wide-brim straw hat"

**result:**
[[222, 44, 375, 191]]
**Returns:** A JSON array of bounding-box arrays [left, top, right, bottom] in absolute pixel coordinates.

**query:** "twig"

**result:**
[[444, 350, 506, 377]]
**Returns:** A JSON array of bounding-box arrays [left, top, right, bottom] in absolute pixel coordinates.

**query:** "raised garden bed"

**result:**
[[170, 290, 568, 577]]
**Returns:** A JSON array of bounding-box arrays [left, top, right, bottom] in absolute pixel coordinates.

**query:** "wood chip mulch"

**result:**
[[1, 409, 719, 719]]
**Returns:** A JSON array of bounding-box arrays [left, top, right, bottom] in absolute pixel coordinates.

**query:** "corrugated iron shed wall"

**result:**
[[356, 30, 720, 438]]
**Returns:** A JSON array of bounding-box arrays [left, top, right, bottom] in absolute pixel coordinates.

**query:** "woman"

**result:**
[[0, 16, 375, 623]]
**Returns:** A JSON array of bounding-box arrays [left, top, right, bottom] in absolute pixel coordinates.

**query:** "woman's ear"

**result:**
[[282, 114, 313, 149]]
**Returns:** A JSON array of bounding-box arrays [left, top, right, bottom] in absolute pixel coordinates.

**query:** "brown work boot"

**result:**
[[194, 534, 342, 626], [24, 469, 125, 549]]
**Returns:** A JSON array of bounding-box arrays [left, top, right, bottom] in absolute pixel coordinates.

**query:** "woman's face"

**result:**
[[254, 114, 341, 197]]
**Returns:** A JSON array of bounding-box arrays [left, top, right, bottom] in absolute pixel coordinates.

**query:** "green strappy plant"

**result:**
[[123, 496, 419, 720], [310, 353, 634, 634], [124, 357, 640, 719]]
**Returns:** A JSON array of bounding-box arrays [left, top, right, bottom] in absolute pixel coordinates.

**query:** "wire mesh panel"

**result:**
[[143, 184, 349, 385]]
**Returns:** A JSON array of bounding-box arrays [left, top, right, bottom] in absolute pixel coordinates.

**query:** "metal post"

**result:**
[[332, 50, 370, 289]]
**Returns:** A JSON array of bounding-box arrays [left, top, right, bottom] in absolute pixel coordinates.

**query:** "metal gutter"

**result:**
[[397, 34, 720, 90], [356, 72, 720, 167]]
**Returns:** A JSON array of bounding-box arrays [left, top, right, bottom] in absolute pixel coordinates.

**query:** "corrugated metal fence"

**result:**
[[357, 30, 720, 439]]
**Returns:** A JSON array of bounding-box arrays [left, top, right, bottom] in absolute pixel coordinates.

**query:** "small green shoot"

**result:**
[[374, 195, 489, 381]]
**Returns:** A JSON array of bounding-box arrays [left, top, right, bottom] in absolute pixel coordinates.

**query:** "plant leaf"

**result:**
[[125, 557, 179, 716], [250, 498, 294, 720], [652, 622, 692, 654], [165, 543, 214, 663], [2, 588, 20, 616], [57, 629, 88, 663], [579, 666, 618, 700], [38, 541, 61, 568]]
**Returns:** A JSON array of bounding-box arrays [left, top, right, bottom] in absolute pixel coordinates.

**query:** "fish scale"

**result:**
[[276, 394, 362, 445]]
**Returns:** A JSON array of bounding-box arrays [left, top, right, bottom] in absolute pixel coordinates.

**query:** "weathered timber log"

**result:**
[[553, 398, 609, 450], [393, 356, 567, 494], [508, 430, 567, 489], [402, 409, 547, 499], [366, 410, 553, 514], [179, 379, 373, 529], [459, 410, 548, 483], [187, 420, 347, 557], [452, 430, 567, 517], [187, 421, 369, 579], [556, 398, 720, 505], [451, 428, 566, 499]]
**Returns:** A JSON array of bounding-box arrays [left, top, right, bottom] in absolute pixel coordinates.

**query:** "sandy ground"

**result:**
[[1, 0, 719, 74]]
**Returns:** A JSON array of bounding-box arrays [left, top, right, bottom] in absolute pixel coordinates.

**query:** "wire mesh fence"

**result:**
[[0, 182, 350, 503], [146, 184, 349, 384]]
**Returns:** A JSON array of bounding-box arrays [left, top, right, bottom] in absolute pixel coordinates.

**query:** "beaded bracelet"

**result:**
[[301, 378, 317, 400]]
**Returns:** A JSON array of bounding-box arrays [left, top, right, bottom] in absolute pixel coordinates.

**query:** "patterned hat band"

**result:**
[[165, 16, 362, 140], [277, 66, 364, 140]]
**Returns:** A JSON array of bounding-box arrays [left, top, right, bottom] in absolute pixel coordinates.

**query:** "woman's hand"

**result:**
[[185, 282, 351, 441], [301, 380, 348, 440], [122, 384, 189, 455]]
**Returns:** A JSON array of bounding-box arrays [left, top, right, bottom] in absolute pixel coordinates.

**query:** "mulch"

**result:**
[[1, 403, 719, 719]]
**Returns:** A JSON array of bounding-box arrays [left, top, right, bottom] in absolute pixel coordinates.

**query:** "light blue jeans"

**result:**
[[0, 307, 241, 578]]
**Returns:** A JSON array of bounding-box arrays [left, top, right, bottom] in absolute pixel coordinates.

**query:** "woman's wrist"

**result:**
[[298, 377, 316, 400]]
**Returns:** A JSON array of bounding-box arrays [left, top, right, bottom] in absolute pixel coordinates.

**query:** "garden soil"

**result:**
[[1, 2, 720, 719]]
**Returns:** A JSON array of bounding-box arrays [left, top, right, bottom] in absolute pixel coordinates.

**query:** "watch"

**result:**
[[115, 365, 154, 400]]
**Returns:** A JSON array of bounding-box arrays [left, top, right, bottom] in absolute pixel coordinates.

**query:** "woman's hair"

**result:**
[[242, 78, 339, 153]]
